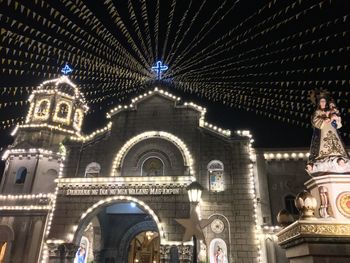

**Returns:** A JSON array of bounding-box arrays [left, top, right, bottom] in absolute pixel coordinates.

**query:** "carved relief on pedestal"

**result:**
[[277, 221, 350, 245], [160, 244, 192, 262], [336, 191, 350, 218], [318, 186, 333, 218], [47, 242, 78, 259]]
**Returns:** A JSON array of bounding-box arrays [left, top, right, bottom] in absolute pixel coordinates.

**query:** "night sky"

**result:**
[[1, 0, 350, 149]]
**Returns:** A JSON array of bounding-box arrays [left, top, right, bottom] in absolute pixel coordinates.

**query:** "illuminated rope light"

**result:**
[[40, 150, 66, 263], [70, 122, 112, 142], [0, 194, 53, 200], [1, 148, 63, 160], [57, 176, 195, 185], [17, 123, 78, 135], [264, 152, 310, 160], [0, 205, 51, 211], [106, 87, 231, 137], [247, 134, 263, 263], [151, 61, 168, 80]]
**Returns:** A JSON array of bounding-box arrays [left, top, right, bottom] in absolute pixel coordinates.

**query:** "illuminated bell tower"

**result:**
[[14, 74, 88, 150], [0, 70, 88, 195]]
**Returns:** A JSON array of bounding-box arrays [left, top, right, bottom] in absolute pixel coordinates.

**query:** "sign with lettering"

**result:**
[[62, 186, 183, 196]]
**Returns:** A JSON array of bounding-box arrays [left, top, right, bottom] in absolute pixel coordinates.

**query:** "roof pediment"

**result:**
[[106, 87, 206, 118]]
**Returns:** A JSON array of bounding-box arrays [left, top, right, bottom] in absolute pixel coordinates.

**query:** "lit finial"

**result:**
[[61, 63, 73, 75], [152, 61, 168, 80]]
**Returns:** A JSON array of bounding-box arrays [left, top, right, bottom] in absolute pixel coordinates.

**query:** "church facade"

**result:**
[[0, 75, 299, 263]]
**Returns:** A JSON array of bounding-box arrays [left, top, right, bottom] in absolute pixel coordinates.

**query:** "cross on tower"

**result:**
[[61, 63, 73, 75], [152, 61, 168, 80]]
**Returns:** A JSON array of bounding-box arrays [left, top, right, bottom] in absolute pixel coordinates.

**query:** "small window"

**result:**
[[284, 195, 298, 215], [141, 157, 164, 176], [208, 160, 224, 192], [15, 167, 27, 184], [85, 162, 101, 177], [57, 103, 69, 119]]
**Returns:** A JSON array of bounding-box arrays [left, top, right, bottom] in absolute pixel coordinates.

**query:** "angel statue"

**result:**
[[307, 95, 350, 175]]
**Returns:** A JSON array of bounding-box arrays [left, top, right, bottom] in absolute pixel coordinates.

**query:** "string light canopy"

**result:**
[[0, 0, 349, 142]]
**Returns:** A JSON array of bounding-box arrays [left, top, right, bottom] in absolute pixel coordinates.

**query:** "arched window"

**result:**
[[15, 167, 27, 184], [141, 157, 164, 176], [85, 162, 101, 177], [35, 99, 50, 118], [57, 103, 69, 119], [73, 109, 83, 130], [284, 195, 298, 215], [208, 160, 224, 192]]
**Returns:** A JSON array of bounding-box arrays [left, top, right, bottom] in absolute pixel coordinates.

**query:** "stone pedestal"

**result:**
[[276, 220, 350, 263], [305, 174, 350, 219]]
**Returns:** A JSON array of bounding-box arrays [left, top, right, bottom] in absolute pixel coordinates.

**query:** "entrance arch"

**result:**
[[73, 196, 164, 245]]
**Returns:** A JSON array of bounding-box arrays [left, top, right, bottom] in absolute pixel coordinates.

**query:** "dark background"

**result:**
[[1, 0, 350, 149]]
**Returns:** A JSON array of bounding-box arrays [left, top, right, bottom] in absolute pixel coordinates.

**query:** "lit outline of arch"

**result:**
[[73, 109, 84, 132], [111, 131, 194, 177], [75, 196, 165, 244], [53, 100, 72, 125], [33, 99, 51, 121]]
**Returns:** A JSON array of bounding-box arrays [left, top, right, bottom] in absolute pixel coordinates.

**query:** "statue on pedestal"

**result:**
[[307, 95, 350, 175]]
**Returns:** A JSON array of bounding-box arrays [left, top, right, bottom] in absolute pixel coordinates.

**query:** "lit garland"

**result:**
[[40, 149, 66, 263], [246, 132, 263, 263], [57, 175, 195, 185], [0, 205, 51, 211], [264, 151, 310, 160], [70, 122, 112, 142], [1, 148, 63, 160], [106, 87, 232, 138], [16, 123, 78, 135]]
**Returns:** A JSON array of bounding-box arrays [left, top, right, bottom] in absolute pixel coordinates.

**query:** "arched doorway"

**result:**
[[73, 198, 162, 263], [127, 230, 159, 263]]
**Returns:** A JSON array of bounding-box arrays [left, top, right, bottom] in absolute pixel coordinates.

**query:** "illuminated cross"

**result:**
[[61, 63, 73, 75], [152, 61, 168, 80]]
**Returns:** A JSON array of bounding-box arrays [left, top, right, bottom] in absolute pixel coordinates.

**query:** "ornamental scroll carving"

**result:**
[[278, 222, 350, 244]]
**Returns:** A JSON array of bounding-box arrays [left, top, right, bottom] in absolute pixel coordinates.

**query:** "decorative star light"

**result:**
[[61, 63, 73, 75], [175, 208, 212, 241], [152, 61, 168, 80]]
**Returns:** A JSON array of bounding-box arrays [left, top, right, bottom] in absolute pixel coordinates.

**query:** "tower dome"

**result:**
[[25, 75, 88, 134]]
